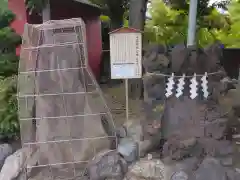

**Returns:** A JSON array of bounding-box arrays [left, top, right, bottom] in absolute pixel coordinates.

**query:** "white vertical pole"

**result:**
[[125, 79, 129, 121], [187, 0, 198, 47]]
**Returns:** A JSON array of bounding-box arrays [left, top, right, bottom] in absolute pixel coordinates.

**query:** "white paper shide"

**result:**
[[164, 72, 209, 99], [165, 73, 175, 98], [201, 72, 209, 99], [176, 74, 185, 98], [189, 73, 198, 99]]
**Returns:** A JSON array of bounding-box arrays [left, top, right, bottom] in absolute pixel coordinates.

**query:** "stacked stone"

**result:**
[[142, 44, 170, 139], [83, 43, 240, 180], [142, 43, 239, 168]]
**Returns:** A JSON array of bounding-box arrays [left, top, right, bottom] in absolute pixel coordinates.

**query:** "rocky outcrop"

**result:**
[[0, 144, 13, 168], [87, 150, 128, 180], [5, 43, 240, 180], [0, 148, 27, 180], [142, 42, 238, 152], [124, 158, 165, 180]]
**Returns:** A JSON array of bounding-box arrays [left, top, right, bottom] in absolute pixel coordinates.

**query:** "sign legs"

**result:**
[[125, 79, 129, 121]]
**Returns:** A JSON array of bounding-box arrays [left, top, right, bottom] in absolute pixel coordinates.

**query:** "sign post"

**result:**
[[109, 27, 142, 121], [125, 79, 129, 121]]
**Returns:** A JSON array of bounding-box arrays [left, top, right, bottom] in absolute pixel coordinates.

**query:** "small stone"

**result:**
[[198, 139, 233, 157], [125, 123, 143, 142], [162, 137, 200, 160], [171, 171, 188, 180], [220, 157, 233, 166], [164, 157, 199, 179], [125, 159, 165, 180], [217, 141, 233, 156], [194, 157, 227, 180], [0, 144, 13, 168], [144, 120, 162, 136], [118, 138, 139, 163], [87, 150, 127, 180], [14, 171, 27, 180], [139, 140, 153, 157], [139, 135, 161, 158], [115, 126, 127, 138], [225, 168, 239, 180], [235, 168, 240, 174], [180, 138, 197, 148], [0, 148, 27, 180], [142, 44, 169, 72], [204, 121, 227, 139], [147, 154, 153, 160]]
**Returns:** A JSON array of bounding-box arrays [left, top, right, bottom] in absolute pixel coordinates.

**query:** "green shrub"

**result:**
[[0, 7, 21, 140], [0, 76, 19, 140]]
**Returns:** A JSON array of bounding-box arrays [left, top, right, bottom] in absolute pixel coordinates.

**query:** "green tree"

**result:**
[[26, 0, 129, 28], [0, 5, 21, 139], [26, 0, 48, 14], [0, 76, 18, 139], [165, 0, 230, 15], [90, 0, 129, 30], [165, 0, 231, 30], [215, 0, 240, 47], [145, 0, 230, 47], [145, 0, 188, 45]]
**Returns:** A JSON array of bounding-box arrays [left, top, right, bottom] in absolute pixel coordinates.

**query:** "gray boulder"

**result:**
[[87, 150, 128, 180], [194, 157, 227, 180], [124, 159, 165, 180], [0, 144, 13, 168], [118, 138, 139, 163], [164, 157, 199, 180], [0, 148, 27, 180]]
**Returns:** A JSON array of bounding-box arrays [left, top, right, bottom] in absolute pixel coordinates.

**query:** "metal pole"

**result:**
[[125, 79, 129, 121], [187, 0, 198, 47]]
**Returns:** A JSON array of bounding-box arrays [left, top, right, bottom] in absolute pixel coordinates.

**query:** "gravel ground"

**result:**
[[100, 83, 144, 127]]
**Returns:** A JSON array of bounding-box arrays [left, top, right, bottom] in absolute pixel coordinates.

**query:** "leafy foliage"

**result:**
[[0, 11, 15, 29], [0, 27, 21, 77], [145, 1, 188, 45], [90, 0, 129, 15], [145, 0, 230, 47], [0, 7, 20, 140], [90, 0, 129, 29], [165, 0, 230, 15], [0, 76, 19, 139], [26, 0, 129, 29], [0, 10, 21, 78], [25, 0, 49, 14], [215, 0, 240, 48]]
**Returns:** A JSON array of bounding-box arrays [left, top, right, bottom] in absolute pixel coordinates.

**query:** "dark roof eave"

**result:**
[[73, 0, 101, 9]]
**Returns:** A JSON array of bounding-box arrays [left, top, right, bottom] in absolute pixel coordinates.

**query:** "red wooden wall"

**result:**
[[8, 0, 102, 79], [50, 0, 102, 79], [8, 0, 27, 56], [85, 18, 102, 79]]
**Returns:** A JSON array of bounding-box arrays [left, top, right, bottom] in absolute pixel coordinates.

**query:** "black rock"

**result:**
[[118, 138, 139, 163], [143, 45, 170, 73], [87, 150, 128, 180], [194, 157, 227, 180], [0, 144, 13, 168], [225, 168, 240, 180]]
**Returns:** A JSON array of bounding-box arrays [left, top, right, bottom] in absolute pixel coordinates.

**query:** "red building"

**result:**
[[8, 0, 102, 79]]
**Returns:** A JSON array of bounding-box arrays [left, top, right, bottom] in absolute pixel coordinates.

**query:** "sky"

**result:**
[[206, 0, 227, 14]]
